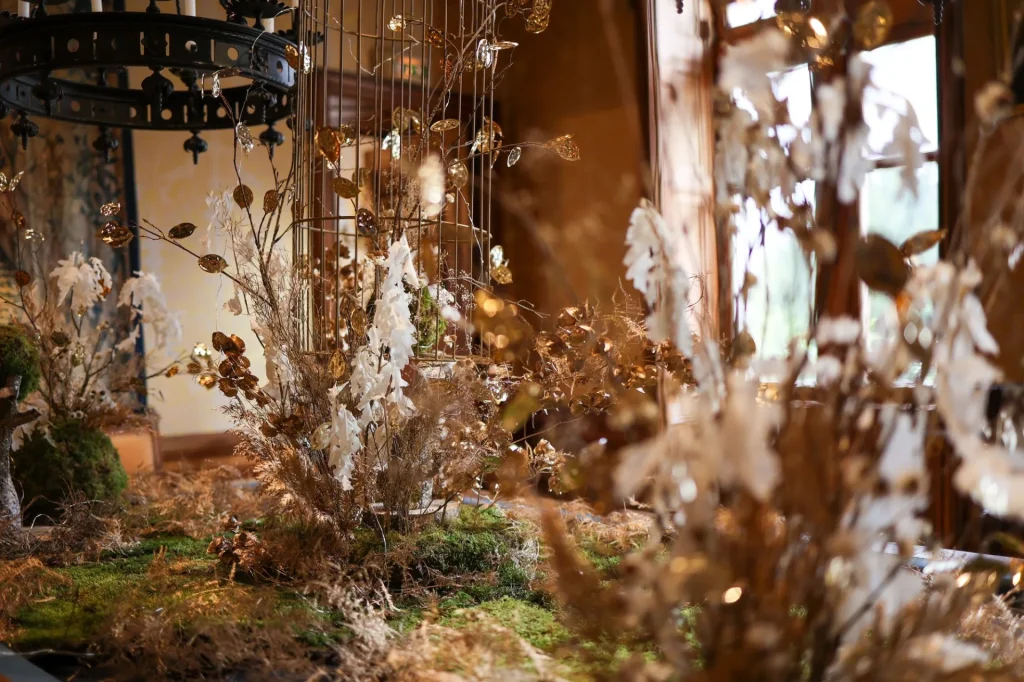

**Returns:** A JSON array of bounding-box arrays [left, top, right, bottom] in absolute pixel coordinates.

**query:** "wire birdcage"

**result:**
[[291, 0, 504, 364]]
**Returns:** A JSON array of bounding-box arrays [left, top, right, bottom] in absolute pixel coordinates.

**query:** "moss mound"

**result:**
[[13, 419, 128, 520], [0, 324, 40, 401]]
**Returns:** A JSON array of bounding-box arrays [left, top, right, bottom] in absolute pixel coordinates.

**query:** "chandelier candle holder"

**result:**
[[0, 0, 300, 163]]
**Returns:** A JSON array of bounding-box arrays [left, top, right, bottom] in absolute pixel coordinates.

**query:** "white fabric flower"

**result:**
[[328, 384, 362, 491], [51, 252, 112, 313], [624, 199, 692, 357], [118, 271, 181, 349]]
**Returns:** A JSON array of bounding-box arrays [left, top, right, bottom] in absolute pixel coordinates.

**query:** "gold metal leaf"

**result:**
[[471, 117, 503, 155], [233, 184, 254, 209], [430, 118, 460, 133], [448, 160, 469, 189], [96, 221, 134, 248], [338, 124, 356, 146], [12, 212, 26, 229], [350, 308, 369, 336], [7, 171, 23, 192], [198, 254, 229, 274], [545, 134, 580, 161], [311, 422, 332, 450], [328, 350, 347, 379], [285, 44, 300, 69], [387, 14, 405, 31], [492, 264, 513, 285], [489, 245, 513, 285], [392, 107, 422, 134], [856, 234, 910, 298], [900, 229, 946, 258], [316, 126, 342, 164], [332, 177, 359, 200], [525, 0, 552, 33], [853, 0, 894, 50], [263, 190, 280, 213], [169, 222, 197, 239], [284, 44, 311, 72], [100, 201, 121, 217], [425, 26, 446, 48]]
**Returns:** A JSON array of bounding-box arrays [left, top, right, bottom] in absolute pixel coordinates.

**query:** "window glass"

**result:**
[[862, 36, 938, 156], [725, 0, 777, 27], [860, 162, 940, 379]]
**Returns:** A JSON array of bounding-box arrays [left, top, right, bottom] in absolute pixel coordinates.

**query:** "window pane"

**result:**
[[734, 181, 816, 361], [862, 36, 938, 155], [861, 162, 939, 361], [731, 66, 815, 363], [725, 0, 777, 27]]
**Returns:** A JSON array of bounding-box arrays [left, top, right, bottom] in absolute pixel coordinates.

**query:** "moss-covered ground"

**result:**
[[5, 503, 648, 680]]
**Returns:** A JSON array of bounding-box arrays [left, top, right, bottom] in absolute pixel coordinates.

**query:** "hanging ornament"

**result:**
[[507, 146, 522, 167], [853, 1, 894, 50]]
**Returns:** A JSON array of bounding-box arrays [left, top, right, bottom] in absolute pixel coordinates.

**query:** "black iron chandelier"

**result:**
[[0, 0, 300, 164]]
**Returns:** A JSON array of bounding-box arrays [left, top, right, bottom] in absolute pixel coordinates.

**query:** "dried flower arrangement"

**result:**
[[521, 4, 1024, 681], [12, 1, 1024, 680], [0, 182, 182, 523], [98, 0, 586, 548]]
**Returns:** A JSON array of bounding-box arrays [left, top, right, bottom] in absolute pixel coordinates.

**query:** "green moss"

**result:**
[[413, 505, 518, 574], [448, 598, 571, 651], [11, 535, 218, 649], [415, 286, 448, 353], [389, 603, 426, 634], [13, 418, 128, 520], [0, 324, 40, 401]]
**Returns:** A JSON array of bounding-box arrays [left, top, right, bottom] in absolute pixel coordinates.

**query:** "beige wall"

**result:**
[[134, 129, 289, 437]]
